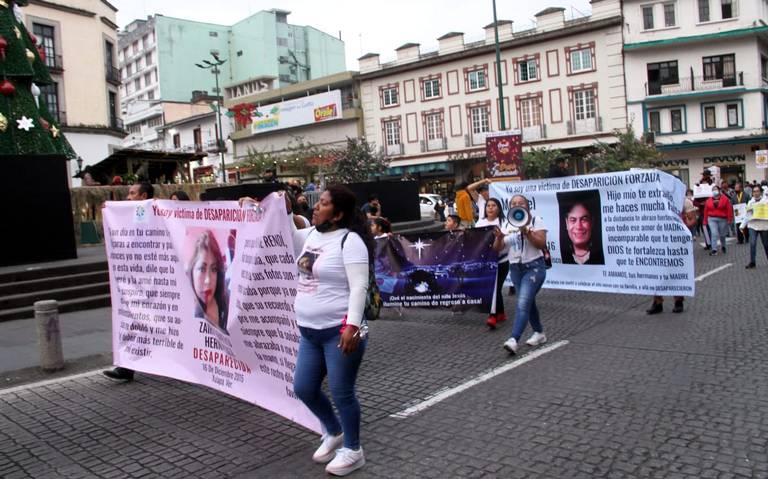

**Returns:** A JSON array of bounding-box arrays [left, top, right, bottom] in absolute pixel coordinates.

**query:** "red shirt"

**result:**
[[703, 195, 733, 225]]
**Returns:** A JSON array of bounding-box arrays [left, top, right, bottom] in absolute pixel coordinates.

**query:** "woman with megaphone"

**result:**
[[492, 195, 549, 355]]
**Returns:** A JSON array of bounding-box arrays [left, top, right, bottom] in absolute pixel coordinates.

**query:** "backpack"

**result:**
[[342, 232, 382, 321]]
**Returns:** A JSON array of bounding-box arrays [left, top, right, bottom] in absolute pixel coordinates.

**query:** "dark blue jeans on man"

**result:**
[[294, 325, 367, 450], [506, 257, 547, 340], [748, 229, 768, 264]]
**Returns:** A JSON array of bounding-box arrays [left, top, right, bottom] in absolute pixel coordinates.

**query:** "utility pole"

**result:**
[[492, 0, 506, 130], [195, 52, 228, 183]]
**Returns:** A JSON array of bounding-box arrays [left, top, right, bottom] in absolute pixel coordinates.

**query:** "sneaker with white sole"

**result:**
[[503, 337, 518, 355], [325, 447, 365, 476], [525, 332, 547, 347], [312, 433, 343, 463]]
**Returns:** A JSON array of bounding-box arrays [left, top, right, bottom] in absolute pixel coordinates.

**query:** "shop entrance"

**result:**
[[718, 164, 746, 185]]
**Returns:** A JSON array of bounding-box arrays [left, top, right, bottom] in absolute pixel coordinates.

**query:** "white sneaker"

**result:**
[[503, 337, 518, 355], [325, 447, 365, 476], [526, 332, 547, 347], [312, 433, 343, 463]]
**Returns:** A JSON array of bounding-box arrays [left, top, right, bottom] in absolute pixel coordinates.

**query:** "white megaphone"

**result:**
[[507, 206, 530, 228]]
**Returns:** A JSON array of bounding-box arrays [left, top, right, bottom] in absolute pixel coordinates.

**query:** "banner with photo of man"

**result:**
[[374, 228, 498, 308], [490, 170, 695, 297], [103, 193, 321, 434]]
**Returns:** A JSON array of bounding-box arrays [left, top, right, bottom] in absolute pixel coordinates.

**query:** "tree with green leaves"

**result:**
[[0, 0, 75, 157], [522, 147, 566, 179], [585, 126, 661, 173], [326, 137, 390, 184]]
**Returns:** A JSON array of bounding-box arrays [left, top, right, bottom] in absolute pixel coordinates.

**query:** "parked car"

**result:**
[[419, 194, 443, 219]]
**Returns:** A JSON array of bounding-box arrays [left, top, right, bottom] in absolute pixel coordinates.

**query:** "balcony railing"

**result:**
[[106, 65, 121, 85], [45, 54, 63, 72], [383, 143, 404, 156], [522, 124, 546, 142], [421, 137, 447, 152], [204, 138, 227, 153], [342, 97, 361, 110], [646, 72, 744, 96], [567, 116, 602, 135], [110, 117, 124, 130]]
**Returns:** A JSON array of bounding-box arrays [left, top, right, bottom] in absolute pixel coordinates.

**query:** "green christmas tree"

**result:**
[[0, 0, 75, 157]]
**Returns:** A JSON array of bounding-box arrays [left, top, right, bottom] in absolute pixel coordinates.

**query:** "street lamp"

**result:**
[[76, 156, 83, 175], [195, 51, 228, 183], [492, 0, 506, 131]]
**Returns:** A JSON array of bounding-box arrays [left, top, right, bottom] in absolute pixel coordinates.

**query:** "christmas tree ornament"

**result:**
[[50, 124, 59, 138], [16, 116, 34, 131], [36, 45, 44, 63], [39, 117, 49, 131], [0, 113, 7, 132], [0, 1, 7, 8], [0, 35, 7, 60], [13, 26, 20, 39], [30, 82, 39, 107], [0, 79, 14, 96], [25, 48, 34, 64]]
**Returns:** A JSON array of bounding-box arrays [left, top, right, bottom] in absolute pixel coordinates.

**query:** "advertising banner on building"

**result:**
[[486, 131, 522, 179], [103, 194, 321, 433], [490, 170, 695, 297], [756, 150, 768, 169], [250, 90, 342, 135], [374, 228, 498, 308]]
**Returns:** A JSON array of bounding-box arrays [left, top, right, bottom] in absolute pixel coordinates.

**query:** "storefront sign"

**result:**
[[250, 90, 342, 135], [654, 159, 689, 167], [703, 154, 745, 164]]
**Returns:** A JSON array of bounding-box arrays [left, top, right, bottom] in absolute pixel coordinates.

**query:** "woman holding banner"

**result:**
[[493, 195, 548, 355], [742, 186, 768, 269], [476, 198, 509, 329]]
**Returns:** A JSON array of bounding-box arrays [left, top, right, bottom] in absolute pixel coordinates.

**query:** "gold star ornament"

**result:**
[[13, 26, 20, 39], [25, 48, 34, 63], [50, 124, 59, 138]]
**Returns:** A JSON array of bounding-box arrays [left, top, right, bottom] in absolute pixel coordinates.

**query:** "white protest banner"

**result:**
[[491, 170, 695, 297], [103, 193, 321, 433], [734, 204, 747, 224], [693, 183, 713, 198], [250, 90, 342, 134], [756, 150, 768, 169]]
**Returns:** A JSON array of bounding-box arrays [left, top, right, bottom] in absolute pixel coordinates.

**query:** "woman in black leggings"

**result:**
[[474, 198, 508, 328]]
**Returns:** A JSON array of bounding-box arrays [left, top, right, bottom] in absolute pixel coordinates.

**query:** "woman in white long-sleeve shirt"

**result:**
[[289, 185, 372, 476]]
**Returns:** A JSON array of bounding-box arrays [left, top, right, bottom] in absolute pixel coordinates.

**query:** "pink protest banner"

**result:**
[[103, 192, 321, 433]]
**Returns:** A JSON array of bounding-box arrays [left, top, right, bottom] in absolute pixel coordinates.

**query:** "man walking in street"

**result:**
[[732, 182, 748, 244], [102, 182, 154, 382]]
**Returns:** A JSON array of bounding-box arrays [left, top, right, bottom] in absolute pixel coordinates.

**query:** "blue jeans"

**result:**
[[708, 217, 728, 252], [749, 229, 768, 264], [506, 257, 547, 340], [293, 325, 367, 449]]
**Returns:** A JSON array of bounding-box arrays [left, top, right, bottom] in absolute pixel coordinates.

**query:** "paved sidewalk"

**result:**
[[1, 243, 767, 478]]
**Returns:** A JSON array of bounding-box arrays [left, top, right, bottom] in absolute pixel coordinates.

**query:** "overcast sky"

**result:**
[[112, 0, 593, 69]]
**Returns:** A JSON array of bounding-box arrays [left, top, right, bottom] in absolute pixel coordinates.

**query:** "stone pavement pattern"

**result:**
[[1, 244, 768, 478]]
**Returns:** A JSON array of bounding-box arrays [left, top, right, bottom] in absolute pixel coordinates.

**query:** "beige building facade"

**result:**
[[24, 0, 125, 185], [357, 0, 626, 192]]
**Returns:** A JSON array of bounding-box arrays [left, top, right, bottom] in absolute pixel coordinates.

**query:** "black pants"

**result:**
[[737, 226, 746, 243], [492, 261, 510, 315]]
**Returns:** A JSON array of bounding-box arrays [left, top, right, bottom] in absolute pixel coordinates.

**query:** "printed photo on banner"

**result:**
[[184, 227, 235, 335], [557, 190, 605, 266]]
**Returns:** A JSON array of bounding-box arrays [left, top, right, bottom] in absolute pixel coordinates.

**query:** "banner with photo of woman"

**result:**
[[103, 193, 321, 433], [490, 169, 695, 297]]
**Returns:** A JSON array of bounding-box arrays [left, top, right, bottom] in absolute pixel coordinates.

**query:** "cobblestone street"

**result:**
[[1, 244, 767, 478]]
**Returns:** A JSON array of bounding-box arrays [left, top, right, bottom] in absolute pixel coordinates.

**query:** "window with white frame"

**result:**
[[663, 3, 676, 27], [384, 120, 401, 146], [423, 78, 440, 99], [574, 89, 596, 121], [721, 0, 735, 19], [698, 0, 710, 21], [468, 69, 487, 91], [642, 5, 654, 29], [726, 103, 739, 126], [518, 59, 538, 82], [570, 48, 593, 73], [520, 98, 542, 127], [382, 87, 398, 107], [425, 113, 443, 140], [469, 106, 490, 134]]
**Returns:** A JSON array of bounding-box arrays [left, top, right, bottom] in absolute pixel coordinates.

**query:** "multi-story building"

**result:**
[[227, 71, 362, 183], [24, 0, 125, 186], [357, 0, 626, 193], [118, 9, 346, 164], [624, 0, 768, 185]]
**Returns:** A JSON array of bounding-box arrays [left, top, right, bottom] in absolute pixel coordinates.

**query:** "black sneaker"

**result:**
[[722, 246, 727, 254], [646, 303, 663, 315], [709, 250, 718, 256], [746, 263, 756, 269], [672, 300, 684, 313], [103, 367, 134, 382]]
